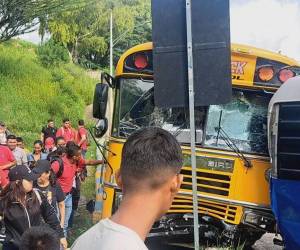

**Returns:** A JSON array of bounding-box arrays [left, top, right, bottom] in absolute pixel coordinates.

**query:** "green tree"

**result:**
[[37, 39, 70, 66], [0, 0, 94, 42], [43, 0, 151, 68]]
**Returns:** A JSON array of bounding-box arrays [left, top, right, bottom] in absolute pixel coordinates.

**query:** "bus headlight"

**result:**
[[243, 209, 275, 231], [244, 212, 260, 225]]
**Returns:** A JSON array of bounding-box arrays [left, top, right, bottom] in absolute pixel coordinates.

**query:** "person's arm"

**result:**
[[0, 160, 16, 170], [39, 191, 66, 246], [56, 128, 62, 138], [0, 149, 16, 170], [84, 159, 104, 166], [78, 134, 86, 147], [58, 201, 65, 228], [77, 128, 86, 147], [56, 183, 65, 228]]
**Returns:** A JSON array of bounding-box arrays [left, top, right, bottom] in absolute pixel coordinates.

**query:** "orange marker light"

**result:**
[[134, 53, 148, 70], [278, 68, 295, 83], [257, 66, 274, 82]]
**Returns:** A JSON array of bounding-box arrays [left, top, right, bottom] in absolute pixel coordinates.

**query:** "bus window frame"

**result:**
[[112, 79, 121, 137]]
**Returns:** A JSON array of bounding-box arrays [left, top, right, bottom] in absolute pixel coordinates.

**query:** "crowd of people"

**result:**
[[0, 119, 184, 250], [0, 118, 104, 250]]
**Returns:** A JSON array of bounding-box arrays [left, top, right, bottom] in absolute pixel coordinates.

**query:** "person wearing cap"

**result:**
[[0, 165, 67, 250], [0, 145, 16, 188], [7, 135, 28, 166], [33, 160, 65, 228]]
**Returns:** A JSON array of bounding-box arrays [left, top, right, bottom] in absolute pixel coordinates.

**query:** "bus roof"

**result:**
[[115, 42, 300, 90], [116, 42, 299, 77], [231, 43, 299, 66]]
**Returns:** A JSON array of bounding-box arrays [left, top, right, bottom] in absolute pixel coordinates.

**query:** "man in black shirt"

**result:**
[[41, 119, 57, 144]]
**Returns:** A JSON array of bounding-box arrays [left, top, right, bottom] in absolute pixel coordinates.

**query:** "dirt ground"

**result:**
[[252, 233, 283, 250]]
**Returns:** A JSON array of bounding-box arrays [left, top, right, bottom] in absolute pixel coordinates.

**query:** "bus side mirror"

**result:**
[[93, 83, 109, 138], [93, 83, 109, 120]]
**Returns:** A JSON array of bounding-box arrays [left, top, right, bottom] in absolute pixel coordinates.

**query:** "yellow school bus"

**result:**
[[100, 42, 300, 247]]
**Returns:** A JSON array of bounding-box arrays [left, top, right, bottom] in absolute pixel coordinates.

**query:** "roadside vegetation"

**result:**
[[0, 39, 95, 146]]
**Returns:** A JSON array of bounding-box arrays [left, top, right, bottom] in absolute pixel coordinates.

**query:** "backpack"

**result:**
[[50, 156, 64, 178]]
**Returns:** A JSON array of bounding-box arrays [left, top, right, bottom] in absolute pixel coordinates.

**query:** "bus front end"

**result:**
[[99, 42, 300, 247]]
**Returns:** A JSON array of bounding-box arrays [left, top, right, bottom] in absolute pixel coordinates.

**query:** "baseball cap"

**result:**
[[45, 137, 55, 150], [33, 160, 51, 175], [9, 165, 41, 182]]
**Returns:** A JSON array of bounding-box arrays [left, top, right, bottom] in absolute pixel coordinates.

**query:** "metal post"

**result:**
[[110, 11, 113, 76], [186, 0, 200, 249]]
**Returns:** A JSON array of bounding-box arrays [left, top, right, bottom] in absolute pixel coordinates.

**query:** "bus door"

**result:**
[[268, 76, 300, 250]]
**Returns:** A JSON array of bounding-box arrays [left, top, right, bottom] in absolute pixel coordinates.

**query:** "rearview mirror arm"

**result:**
[[101, 72, 115, 88]]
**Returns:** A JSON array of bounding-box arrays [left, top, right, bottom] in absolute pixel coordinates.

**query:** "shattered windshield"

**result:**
[[205, 90, 271, 155], [113, 79, 271, 155], [113, 78, 205, 143]]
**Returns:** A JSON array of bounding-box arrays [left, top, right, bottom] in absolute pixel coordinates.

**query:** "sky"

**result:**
[[230, 0, 300, 61], [19, 0, 300, 62]]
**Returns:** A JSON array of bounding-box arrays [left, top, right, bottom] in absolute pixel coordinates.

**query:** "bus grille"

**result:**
[[180, 167, 231, 197], [169, 195, 238, 223]]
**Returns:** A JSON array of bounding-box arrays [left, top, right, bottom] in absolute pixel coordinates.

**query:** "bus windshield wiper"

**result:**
[[215, 112, 252, 168]]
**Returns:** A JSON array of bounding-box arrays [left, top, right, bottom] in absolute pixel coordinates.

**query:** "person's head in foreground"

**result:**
[[71, 127, 183, 250], [116, 126, 183, 220], [20, 225, 60, 250]]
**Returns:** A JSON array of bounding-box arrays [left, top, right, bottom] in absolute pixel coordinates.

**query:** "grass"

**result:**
[[0, 39, 95, 146], [0, 39, 99, 247]]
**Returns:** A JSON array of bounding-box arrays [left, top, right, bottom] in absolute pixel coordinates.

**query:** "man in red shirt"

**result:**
[[68, 154, 104, 228], [51, 143, 81, 236], [76, 120, 88, 158], [0, 145, 16, 188], [56, 118, 76, 143]]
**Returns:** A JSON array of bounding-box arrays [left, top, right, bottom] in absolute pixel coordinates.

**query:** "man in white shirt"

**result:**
[[72, 127, 183, 250], [7, 134, 28, 166]]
